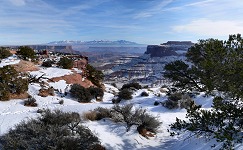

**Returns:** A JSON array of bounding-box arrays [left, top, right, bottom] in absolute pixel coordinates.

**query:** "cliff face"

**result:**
[[145, 45, 177, 57], [145, 41, 194, 57]]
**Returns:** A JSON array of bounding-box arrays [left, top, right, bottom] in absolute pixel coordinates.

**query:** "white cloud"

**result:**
[[172, 19, 243, 36], [9, 0, 26, 6], [134, 0, 174, 19]]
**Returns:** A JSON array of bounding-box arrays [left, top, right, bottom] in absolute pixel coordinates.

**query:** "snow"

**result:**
[[0, 59, 242, 150], [30, 67, 73, 78], [0, 55, 20, 68]]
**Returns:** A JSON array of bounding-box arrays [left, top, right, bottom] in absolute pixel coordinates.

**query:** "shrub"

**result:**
[[111, 104, 161, 132], [42, 60, 53, 67], [38, 87, 55, 97], [59, 99, 64, 105], [58, 57, 73, 69], [141, 91, 149, 97], [118, 89, 133, 100], [16, 46, 35, 60], [168, 92, 183, 101], [70, 84, 92, 103], [88, 86, 104, 100], [0, 47, 12, 59], [179, 95, 194, 109], [111, 83, 117, 88], [83, 107, 111, 121], [162, 99, 178, 109], [154, 101, 160, 106], [170, 98, 243, 149], [94, 107, 112, 120], [0, 65, 28, 101], [24, 96, 37, 107], [83, 111, 98, 121], [162, 92, 194, 109], [121, 82, 142, 90], [0, 110, 103, 150], [86, 64, 104, 88], [37, 108, 44, 114], [112, 98, 121, 104], [138, 112, 161, 133]]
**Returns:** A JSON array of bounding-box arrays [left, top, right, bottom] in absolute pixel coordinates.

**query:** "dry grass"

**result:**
[[10, 92, 29, 99], [82, 111, 98, 121]]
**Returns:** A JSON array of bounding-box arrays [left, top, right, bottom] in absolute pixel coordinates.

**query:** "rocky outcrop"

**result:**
[[145, 41, 194, 57], [73, 59, 88, 70], [38, 87, 55, 97], [145, 45, 177, 57], [50, 73, 93, 88]]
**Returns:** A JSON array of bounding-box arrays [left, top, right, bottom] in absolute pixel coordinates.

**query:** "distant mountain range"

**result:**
[[47, 40, 145, 46]]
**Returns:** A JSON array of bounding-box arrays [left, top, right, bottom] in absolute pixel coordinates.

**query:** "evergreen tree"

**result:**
[[70, 84, 92, 102], [0, 47, 12, 59], [0, 65, 28, 101], [17, 46, 35, 60], [165, 34, 243, 98], [58, 57, 73, 69], [165, 34, 243, 149], [86, 64, 104, 88]]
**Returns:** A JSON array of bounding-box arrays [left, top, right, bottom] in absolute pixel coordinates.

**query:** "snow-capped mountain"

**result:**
[[47, 40, 143, 46]]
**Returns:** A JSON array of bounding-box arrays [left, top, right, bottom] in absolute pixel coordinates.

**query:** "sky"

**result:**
[[0, 0, 243, 45]]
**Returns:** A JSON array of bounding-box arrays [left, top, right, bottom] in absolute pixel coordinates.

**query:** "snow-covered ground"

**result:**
[[0, 54, 20, 68], [0, 56, 242, 150]]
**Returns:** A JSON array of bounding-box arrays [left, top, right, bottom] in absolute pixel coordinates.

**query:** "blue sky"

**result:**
[[1, 0, 243, 45]]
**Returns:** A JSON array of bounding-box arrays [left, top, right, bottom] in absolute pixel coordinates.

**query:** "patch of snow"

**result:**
[[0, 55, 20, 68], [30, 67, 73, 78]]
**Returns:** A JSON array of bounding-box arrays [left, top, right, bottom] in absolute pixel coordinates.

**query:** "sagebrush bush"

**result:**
[[121, 82, 142, 90], [83, 107, 111, 121], [168, 92, 183, 101], [141, 91, 149, 97], [94, 107, 112, 120], [24, 96, 37, 107], [138, 113, 161, 133], [154, 101, 160, 106], [118, 89, 133, 100], [84, 105, 161, 134], [111, 104, 161, 132], [0, 110, 103, 150], [70, 84, 92, 103], [83, 111, 98, 121], [112, 98, 121, 104], [88, 86, 104, 100], [42, 60, 53, 67], [162, 93, 193, 109], [111, 83, 117, 88], [59, 99, 64, 105], [162, 99, 178, 109], [179, 95, 194, 109]]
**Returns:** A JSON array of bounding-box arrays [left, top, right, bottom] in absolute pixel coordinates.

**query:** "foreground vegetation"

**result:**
[[165, 34, 243, 149], [0, 110, 104, 150]]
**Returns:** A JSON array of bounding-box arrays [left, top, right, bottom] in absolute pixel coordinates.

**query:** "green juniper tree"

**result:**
[[165, 34, 243, 149], [0, 47, 12, 59], [17, 46, 35, 60], [86, 64, 104, 88], [0, 65, 28, 101], [58, 57, 73, 69]]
